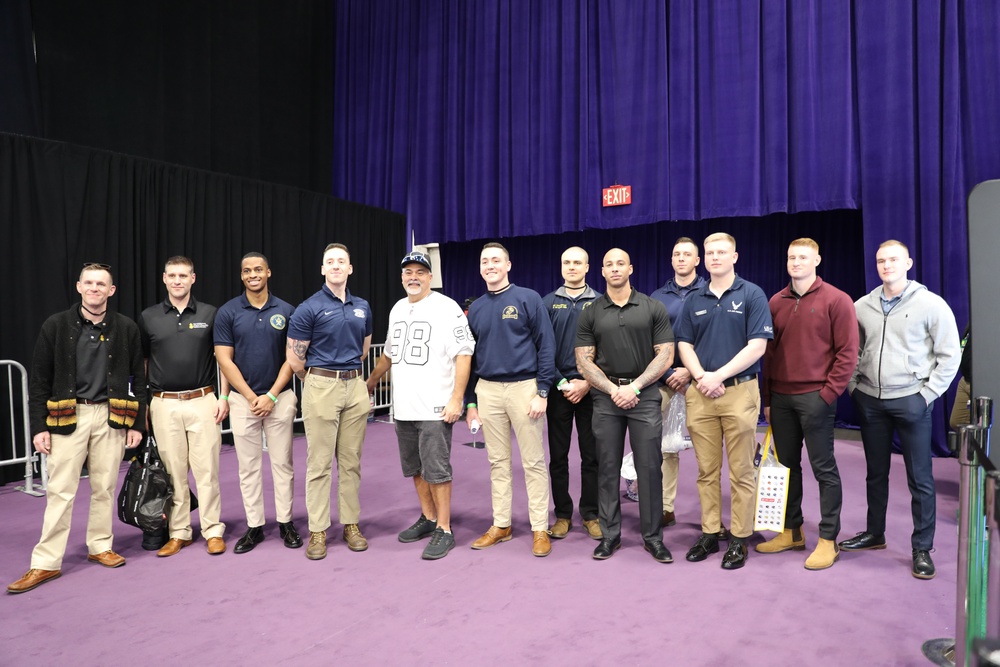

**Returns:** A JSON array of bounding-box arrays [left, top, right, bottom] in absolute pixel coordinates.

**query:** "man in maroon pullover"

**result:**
[[758, 238, 859, 570]]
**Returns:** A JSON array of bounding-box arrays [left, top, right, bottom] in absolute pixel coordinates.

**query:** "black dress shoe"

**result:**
[[912, 549, 936, 579], [279, 521, 303, 549], [721, 538, 748, 570], [592, 537, 622, 560], [716, 525, 731, 541], [685, 533, 720, 562], [234, 526, 265, 554], [838, 531, 886, 551], [644, 540, 673, 563]]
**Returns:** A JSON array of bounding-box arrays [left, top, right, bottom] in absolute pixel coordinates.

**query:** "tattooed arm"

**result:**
[[286, 338, 311, 380], [575, 345, 616, 395], [630, 342, 673, 392]]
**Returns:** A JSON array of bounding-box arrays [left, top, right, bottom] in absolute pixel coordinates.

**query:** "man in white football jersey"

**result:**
[[366, 251, 475, 559]]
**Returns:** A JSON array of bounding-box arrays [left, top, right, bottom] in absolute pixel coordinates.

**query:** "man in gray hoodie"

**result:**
[[840, 240, 960, 580]]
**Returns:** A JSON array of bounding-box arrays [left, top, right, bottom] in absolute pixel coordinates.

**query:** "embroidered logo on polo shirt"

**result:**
[[188, 322, 210, 329], [270, 314, 287, 330], [353, 309, 366, 319], [728, 301, 744, 314], [552, 304, 567, 310], [502, 306, 519, 320]]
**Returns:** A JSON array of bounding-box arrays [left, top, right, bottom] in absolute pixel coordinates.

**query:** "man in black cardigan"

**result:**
[[7, 263, 146, 594]]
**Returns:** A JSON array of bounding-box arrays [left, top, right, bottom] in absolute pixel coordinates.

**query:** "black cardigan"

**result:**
[[29, 306, 147, 436]]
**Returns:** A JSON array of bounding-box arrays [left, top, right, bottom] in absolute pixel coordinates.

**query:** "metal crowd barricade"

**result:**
[[924, 396, 996, 666], [1, 360, 45, 496], [217, 343, 393, 445]]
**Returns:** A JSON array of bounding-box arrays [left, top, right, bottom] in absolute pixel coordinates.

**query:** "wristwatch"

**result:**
[[537, 389, 549, 399]]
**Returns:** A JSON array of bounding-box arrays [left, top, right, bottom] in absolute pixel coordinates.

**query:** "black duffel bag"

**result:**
[[117, 436, 174, 533]]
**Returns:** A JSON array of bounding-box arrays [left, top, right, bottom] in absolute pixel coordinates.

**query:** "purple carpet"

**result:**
[[0, 422, 959, 666]]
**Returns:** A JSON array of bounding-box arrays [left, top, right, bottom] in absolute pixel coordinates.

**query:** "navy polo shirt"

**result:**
[[674, 275, 773, 375], [214, 293, 296, 395], [287, 285, 372, 371], [650, 274, 706, 374]]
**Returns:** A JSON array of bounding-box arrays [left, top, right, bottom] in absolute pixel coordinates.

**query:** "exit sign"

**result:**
[[602, 185, 632, 207]]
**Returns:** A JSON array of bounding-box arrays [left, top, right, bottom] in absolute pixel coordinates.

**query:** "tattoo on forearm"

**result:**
[[576, 346, 615, 394], [633, 343, 673, 390], [288, 339, 308, 360]]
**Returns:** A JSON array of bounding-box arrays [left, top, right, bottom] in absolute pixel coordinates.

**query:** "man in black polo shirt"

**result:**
[[215, 252, 301, 553], [139, 256, 230, 558], [575, 248, 675, 563], [8, 263, 146, 594]]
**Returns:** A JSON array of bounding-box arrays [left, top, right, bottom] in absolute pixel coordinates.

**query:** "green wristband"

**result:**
[[219, 395, 229, 401], [466, 402, 477, 409], [266, 391, 278, 402], [632, 385, 641, 395]]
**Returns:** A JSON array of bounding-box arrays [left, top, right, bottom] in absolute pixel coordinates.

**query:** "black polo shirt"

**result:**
[[76, 313, 109, 401], [575, 288, 673, 378], [139, 296, 219, 392]]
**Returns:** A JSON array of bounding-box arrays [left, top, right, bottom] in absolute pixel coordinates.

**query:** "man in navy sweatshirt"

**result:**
[[841, 240, 960, 580], [542, 246, 601, 541], [465, 242, 557, 557], [759, 238, 858, 570]]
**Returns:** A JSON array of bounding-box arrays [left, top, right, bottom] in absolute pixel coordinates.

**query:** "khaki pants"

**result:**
[[301, 374, 369, 532], [950, 376, 971, 430], [476, 379, 550, 531], [31, 403, 126, 570], [151, 393, 225, 541], [229, 390, 298, 526], [659, 385, 681, 513], [685, 380, 760, 539]]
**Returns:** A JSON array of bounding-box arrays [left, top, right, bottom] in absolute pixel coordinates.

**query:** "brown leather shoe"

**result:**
[[306, 531, 327, 560], [662, 510, 676, 527], [87, 550, 126, 568], [157, 538, 194, 557], [471, 525, 513, 549], [7, 569, 61, 594], [532, 531, 552, 557], [583, 519, 603, 540], [548, 518, 572, 539], [207, 537, 226, 555], [343, 524, 368, 552]]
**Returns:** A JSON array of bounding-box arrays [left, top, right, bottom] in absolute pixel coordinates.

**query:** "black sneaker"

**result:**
[[399, 514, 438, 543], [422, 528, 456, 560]]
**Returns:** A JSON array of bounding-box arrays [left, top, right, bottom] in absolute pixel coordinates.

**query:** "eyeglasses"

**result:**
[[82, 262, 112, 271]]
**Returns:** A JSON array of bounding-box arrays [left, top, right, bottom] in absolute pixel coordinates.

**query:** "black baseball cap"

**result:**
[[401, 251, 432, 271]]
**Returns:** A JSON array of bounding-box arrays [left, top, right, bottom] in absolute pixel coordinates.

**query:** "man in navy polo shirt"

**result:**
[[675, 233, 773, 570], [215, 252, 301, 554], [650, 236, 706, 530], [286, 243, 373, 561]]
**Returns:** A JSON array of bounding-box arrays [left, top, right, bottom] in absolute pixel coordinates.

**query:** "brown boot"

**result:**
[[755, 527, 805, 553], [804, 538, 840, 570]]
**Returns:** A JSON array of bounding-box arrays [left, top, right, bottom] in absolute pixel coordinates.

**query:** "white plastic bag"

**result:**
[[661, 391, 692, 453], [754, 428, 789, 532], [621, 451, 639, 501]]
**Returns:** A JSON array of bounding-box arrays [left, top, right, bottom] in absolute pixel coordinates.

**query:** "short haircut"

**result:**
[[80, 263, 114, 283], [563, 246, 589, 263], [673, 237, 699, 254], [704, 232, 736, 250], [323, 243, 350, 260], [878, 239, 909, 253], [242, 251, 269, 266], [482, 242, 509, 260], [789, 238, 819, 252], [164, 255, 195, 272]]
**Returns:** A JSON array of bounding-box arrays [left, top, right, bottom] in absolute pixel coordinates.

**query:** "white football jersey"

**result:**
[[384, 291, 475, 420]]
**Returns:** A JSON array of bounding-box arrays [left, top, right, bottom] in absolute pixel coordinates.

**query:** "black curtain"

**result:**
[[0, 133, 405, 484], [0, 0, 41, 136], [26, 0, 333, 194]]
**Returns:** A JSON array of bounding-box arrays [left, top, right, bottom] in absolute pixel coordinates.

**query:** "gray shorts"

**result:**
[[395, 420, 454, 484]]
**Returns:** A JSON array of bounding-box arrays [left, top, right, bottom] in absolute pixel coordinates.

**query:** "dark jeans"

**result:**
[[592, 386, 663, 543], [546, 388, 598, 521], [852, 390, 935, 550], [769, 391, 841, 540]]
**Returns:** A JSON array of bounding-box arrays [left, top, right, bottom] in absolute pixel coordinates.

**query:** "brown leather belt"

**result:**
[[78, 398, 107, 405], [153, 385, 215, 400], [308, 368, 361, 380]]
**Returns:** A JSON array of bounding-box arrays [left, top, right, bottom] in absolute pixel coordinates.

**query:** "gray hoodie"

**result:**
[[848, 281, 960, 403]]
